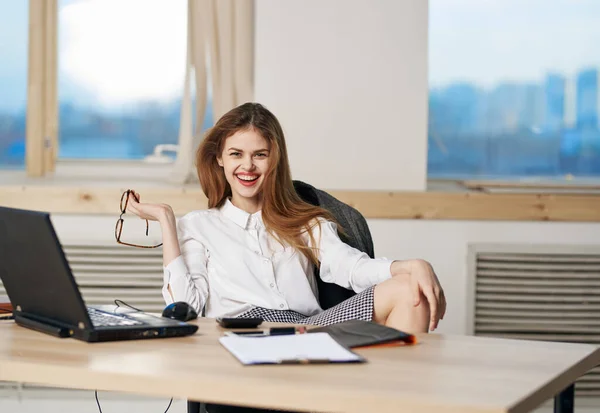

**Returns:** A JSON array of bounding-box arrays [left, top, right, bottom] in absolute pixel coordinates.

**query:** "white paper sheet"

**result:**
[[219, 332, 363, 365]]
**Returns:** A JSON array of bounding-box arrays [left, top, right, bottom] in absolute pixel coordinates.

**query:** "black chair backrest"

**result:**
[[292, 180, 375, 310]]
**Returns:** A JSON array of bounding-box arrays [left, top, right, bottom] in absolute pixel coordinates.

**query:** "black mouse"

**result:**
[[161, 301, 198, 322]]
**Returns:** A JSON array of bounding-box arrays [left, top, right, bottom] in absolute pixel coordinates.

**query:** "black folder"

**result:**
[[308, 320, 417, 348]]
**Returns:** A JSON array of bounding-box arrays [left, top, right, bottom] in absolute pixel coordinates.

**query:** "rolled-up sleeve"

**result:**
[[162, 218, 209, 314], [311, 219, 393, 292]]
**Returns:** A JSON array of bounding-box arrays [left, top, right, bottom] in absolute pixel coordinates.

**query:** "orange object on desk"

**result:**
[[0, 295, 12, 313]]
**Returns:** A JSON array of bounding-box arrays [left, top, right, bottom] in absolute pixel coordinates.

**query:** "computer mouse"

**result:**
[[161, 301, 198, 322]]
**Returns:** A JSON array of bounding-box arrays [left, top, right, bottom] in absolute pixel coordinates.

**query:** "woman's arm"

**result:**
[[124, 190, 181, 268], [312, 220, 392, 291], [125, 191, 209, 313], [312, 219, 446, 326], [157, 206, 182, 269], [155, 207, 180, 300]]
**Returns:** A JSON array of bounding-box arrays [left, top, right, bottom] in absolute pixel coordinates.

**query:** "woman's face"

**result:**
[[217, 128, 271, 212]]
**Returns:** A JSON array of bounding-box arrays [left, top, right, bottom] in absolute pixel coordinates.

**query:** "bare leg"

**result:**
[[373, 276, 430, 333]]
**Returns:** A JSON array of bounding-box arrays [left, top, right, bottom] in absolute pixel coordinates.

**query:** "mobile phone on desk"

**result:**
[[217, 317, 263, 329]]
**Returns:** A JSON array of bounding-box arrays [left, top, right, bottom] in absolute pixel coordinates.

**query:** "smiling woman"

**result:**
[[216, 130, 271, 214], [123, 102, 446, 336]]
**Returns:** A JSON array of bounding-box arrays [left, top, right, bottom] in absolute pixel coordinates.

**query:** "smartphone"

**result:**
[[217, 317, 263, 329]]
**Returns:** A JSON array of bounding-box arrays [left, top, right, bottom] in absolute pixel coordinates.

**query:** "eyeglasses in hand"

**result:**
[[115, 189, 163, 249]]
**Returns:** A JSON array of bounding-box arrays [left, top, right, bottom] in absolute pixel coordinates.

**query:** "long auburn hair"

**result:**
[[196, 102, 341, 265], [196, 102, 336, 265]]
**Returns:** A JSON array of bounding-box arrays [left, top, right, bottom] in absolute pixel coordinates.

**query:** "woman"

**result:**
[[126, 102, 445, 333]]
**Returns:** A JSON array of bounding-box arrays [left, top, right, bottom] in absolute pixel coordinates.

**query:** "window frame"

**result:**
[[18, 1, 600, 189], [25, 0, 56, 177]]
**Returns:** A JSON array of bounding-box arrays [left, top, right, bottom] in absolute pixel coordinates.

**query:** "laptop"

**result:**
[[0, 206, 198, 342]]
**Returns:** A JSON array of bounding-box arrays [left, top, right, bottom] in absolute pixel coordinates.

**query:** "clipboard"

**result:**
[[219, 332, 365, 365]]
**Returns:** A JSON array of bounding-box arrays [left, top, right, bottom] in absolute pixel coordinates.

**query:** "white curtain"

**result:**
[[170, 0, 255, 184]]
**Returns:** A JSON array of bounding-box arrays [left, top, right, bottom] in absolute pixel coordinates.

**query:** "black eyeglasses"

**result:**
[[115, 190, 163, 249]]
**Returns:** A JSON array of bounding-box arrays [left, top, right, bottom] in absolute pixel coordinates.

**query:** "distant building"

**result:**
[[428, 83, 483, 136], [520, 83, 545, 132], [576, 68, 599, 130], [485, 83, 543, 133], [543, 73, 566, 132]]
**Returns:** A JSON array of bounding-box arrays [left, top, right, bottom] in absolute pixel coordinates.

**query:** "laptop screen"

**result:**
[[0, 206, 92, 330]]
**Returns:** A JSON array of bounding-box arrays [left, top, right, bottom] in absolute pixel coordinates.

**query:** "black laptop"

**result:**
[[0, 206, 198, 342]]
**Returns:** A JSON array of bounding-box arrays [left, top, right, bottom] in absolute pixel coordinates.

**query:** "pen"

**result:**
[[270, 327, 302, 335], [224, 326, 307, 337]]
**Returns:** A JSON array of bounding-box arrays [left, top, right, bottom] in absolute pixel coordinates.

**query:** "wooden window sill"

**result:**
[[0, 184, 598, 222]]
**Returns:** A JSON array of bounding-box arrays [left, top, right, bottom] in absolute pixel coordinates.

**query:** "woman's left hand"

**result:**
[[125, 190, 174, 224], [392, 259, 446, 331]]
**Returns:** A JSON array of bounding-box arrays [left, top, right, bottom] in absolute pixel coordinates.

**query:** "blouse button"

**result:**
[[270, 283, 275, 288], [279, 304, 284, 308]]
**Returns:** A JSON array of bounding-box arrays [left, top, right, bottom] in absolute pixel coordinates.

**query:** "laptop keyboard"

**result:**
[[87, 307, 144, 327]]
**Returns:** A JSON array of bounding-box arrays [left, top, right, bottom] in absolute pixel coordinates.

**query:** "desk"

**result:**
[[0, 318, 599, 413]]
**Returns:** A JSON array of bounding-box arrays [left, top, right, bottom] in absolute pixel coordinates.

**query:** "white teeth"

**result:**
[[237, 175, 258, 181]]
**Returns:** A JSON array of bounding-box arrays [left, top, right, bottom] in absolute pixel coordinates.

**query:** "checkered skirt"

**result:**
[[237, 286, 374, 326]]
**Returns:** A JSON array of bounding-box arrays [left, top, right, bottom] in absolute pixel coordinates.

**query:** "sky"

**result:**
[[429, 0, 600, 88], [0, 0, 186, 113], [1, 0, 600, 112], [0, 1, 28, 113], [58, 0, 187, 110]]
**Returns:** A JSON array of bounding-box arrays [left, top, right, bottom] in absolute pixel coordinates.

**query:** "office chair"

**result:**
[[188, 180, 376, 413]]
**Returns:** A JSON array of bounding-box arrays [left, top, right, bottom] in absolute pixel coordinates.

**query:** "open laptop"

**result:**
[[0, 206, 198, 342]]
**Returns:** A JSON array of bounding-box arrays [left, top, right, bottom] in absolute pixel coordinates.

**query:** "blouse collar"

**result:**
[[220, 199, 264, 229]]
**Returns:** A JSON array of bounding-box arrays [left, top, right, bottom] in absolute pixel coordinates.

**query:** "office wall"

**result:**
[[254, 0, 429, 191]]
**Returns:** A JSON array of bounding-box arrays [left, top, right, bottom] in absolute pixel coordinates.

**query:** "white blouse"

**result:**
[[162, 199, 393, 318]]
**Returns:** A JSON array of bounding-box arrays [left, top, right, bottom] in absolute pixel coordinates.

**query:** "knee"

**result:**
[[373, 276, 431, 332], [382, 276, 431, 317], [375, 276, 422, 310]]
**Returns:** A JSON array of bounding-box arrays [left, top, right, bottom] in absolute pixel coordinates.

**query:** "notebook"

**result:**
[[219, 332, 365, 365], [308, 320, 417, 348], [0, 206, 198, 342]]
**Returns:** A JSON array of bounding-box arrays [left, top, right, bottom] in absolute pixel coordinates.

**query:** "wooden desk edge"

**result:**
[[509, 347, 600, 413]]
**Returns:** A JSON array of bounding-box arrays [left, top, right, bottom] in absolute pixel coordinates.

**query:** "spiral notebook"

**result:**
[[219, 332, 365, 365]]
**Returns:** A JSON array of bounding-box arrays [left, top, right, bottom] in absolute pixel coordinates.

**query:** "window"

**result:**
[[0, 2, 28, 170], [57, 0, 211, 162], [428, 0, 600, 179]]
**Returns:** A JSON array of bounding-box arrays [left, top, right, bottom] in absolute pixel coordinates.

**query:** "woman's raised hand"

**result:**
[[126, 190, 175, 223]]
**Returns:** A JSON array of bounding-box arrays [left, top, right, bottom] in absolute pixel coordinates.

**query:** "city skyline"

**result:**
[[430, 66, 600, 134], [428, 65, 600, 176]]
